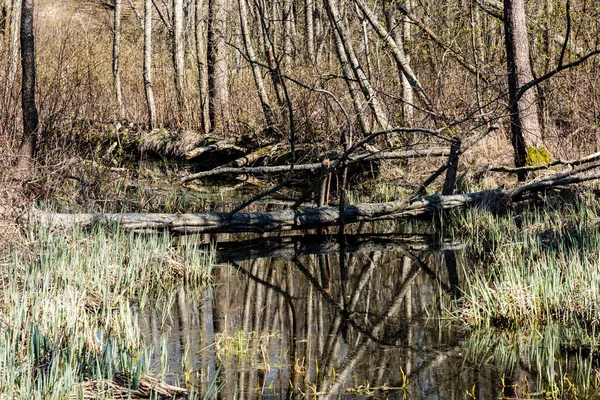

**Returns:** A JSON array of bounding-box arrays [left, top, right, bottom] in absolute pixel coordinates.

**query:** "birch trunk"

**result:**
[[207, 0, 229, 134], [113, 0, 125, 121], [143, 0, 157, 129], [282, 0, 293, 63], [305, 0, 315, 62], [195, 0, 209, 132], [173, 0, 185, 119], [238, 0, 275, 130], [325, 0, 390, 131], [402, 0, 414, 124]]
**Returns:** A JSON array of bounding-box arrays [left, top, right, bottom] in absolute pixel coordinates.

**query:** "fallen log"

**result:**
[[222, 142, 283, 168], [184, 136, 248, 160], [29, 191, 492, 234], [180, 148, 450, 183]]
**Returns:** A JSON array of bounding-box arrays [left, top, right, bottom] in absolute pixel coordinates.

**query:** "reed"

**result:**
[[0, 224, 214, 398], [446, 196, 600, 397]]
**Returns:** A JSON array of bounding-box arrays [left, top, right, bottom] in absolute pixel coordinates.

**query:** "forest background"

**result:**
[[1, 0, 600, 220]]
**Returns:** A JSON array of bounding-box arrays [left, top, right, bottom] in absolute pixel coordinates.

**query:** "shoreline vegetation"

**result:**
[[0, 226, 210, 398]]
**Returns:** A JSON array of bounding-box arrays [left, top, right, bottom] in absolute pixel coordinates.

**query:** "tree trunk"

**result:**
[[0, 0, 7, 37], [305, 0, 315, 62], [383, 1, 413, 125], [113, 0, 125, 121], [4, 0, 20, 103], [402, 0, 414, 124], [325, 0, 390, 131], [173, 0, 185, 120], [143, 0, 157, 129], [353, 0, 432, 109], [256, 0, 287, 112], [330, 20, 369, 135], [238, 0, 276, 130], [207, 0, 229, 134], [16, 0, 38, 174], [504, 0, 543, 174], [282, 0, 293, 63], [195, 0, 209, 133]]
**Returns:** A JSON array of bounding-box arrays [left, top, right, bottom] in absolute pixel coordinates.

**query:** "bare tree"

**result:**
[[195, 0, 209, 132], [330, 18, 369, 135], [383, 1, 413, 125], [113, 0, 125, 121], [325, 0, 391, 131], [305, 0, 315, 62], [173, 0, 185, 120], [16, 0, 38, 174], [282, 0, 293, 63], [238, 0, 275, 130], [143, 0, 157, 129], [354, 0, 432, 109], [402, 0, 414, 124], [207, 0, 229, 134], [504, 0, 543, 175]]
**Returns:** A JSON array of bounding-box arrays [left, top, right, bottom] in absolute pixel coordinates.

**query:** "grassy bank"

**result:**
[[0, 225, 213, 398], [447, 195, 600, 328], [443, 194, 600, 397]]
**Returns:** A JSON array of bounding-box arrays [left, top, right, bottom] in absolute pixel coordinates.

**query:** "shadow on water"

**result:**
[[137, 229, 600, 399]]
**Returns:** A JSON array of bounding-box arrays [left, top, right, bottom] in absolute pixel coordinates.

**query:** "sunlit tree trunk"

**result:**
[[504, 0, 543, 174], [354, 0, 431, 109], [173, 0, 185, 121], [238, 0, 275, 131], [356, 5, 372, 79], [326, 0, 390, 131], [282, 0, 293, 63], [16, 0, 37, 174], [330, 24, 369, 135], [402, 0, 414, 124], [207, 0, 229, 134], [143, 0, 157, 129], [256, 0, 287, 116], [113, 0, 125, 121], [195, 0, 209, 132], [305, 0, 315, 62]]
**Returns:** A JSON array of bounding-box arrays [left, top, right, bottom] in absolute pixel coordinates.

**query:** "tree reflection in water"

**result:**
[[137, 232, 531, 399]]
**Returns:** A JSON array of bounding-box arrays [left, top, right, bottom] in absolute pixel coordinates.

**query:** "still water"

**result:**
[[136, 231, 512, 399]]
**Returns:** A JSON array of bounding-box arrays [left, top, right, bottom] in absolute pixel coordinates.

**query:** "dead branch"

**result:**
[[180, 148, 450, 182]]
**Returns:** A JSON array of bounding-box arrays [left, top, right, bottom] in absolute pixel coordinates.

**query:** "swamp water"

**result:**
[[136, 220, 600, 399]]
